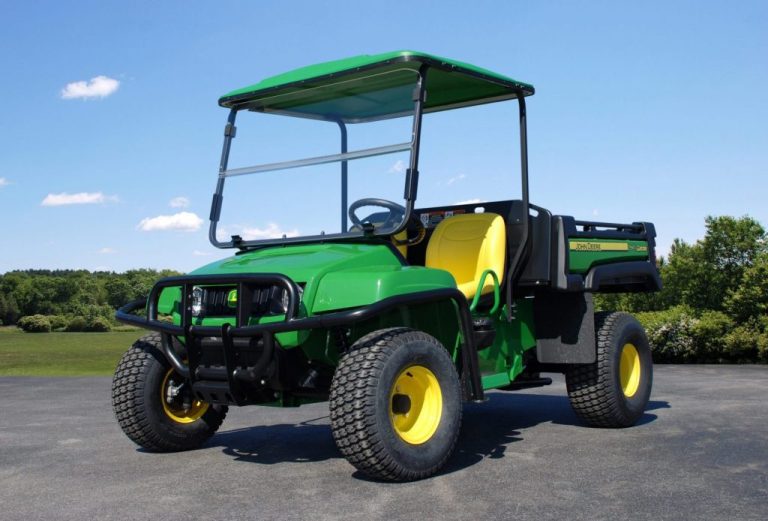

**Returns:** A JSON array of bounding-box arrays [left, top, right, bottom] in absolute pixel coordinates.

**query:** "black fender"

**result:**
[[584, 261, 662, 293]]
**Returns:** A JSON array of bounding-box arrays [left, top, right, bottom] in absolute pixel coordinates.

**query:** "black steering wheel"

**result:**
[[348, 198, 425, 246], [348, 198, 406, 228]]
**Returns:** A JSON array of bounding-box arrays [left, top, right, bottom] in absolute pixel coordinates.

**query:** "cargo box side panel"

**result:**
[[568, 239, 649, 274]]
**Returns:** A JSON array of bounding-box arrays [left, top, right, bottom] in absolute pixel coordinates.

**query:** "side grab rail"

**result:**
[[469, 269, 501, 315]]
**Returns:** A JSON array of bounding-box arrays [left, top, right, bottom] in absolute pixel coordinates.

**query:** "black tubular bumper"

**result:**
[[115, 274, 484, 402]]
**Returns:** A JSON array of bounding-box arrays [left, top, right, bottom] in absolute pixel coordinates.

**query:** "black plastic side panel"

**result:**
[[551, 216, 584, 291], [534, 291, 596, 364], [518, 204, 552, 286], [584, 261, 662, 293]]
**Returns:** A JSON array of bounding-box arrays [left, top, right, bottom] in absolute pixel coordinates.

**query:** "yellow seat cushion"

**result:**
[[425, 213, 506, 299]]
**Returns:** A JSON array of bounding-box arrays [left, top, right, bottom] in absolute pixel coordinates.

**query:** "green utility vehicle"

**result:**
[[113, 51, 660, 481]]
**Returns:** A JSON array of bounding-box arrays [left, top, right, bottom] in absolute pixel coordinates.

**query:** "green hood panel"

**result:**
[[190, 243, 399, 281], [189, 243, 457, 313], [312, 265, 456, 312]]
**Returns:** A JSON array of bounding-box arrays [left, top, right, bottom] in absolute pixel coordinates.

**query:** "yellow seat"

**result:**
[[425, 213, 506, 299], [392, 230, 408, 257]]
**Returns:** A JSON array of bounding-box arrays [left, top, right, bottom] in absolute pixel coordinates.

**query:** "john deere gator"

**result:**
[[112, 51, 661, 481]]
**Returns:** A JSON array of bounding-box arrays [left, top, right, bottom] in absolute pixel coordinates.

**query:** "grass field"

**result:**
[[0, 327, 144, 376]]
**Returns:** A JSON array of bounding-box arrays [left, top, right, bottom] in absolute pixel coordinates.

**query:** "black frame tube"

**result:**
[[143, 274, 302, 325], [504, 94, 531, 321], [160, 333, 191, 378], [209, 109, 238, 247], [338, 121, 348, 232], [402, 65, 428, 219]]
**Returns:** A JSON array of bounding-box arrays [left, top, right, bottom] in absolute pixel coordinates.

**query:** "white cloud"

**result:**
[[61, 75, 120, 100], [0, 177, 9, 188], [169, 196, 190, 208], [192, 250, 212, 257], [97, 247, 116, 254], [41, 192, 118, 206], [455, 198, 484, 205], [388, 160, 406, 174], [446, 173, 467, 186], [241, 223, 299, 240], [592, 209, 600, 217], [138, 211, 203, 232]]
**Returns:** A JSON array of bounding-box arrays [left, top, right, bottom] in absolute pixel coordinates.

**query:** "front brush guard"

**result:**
[[116, 274, 484, 403]]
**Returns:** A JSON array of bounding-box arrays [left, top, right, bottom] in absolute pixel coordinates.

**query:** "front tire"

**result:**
[[329, 328, 462, 481], [112, 333, 227, 451], [565, 312, 653, 427]]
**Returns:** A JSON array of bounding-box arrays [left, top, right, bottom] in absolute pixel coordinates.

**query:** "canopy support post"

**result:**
[[338, 121, 348, 233], [504, 94, 531, 321]]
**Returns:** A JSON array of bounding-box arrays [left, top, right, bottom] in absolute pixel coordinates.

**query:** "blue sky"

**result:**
[[1, 0, 766, 273]]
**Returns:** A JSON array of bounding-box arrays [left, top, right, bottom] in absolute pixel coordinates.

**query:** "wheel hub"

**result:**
[[391, 393, 412, 415], [389, 365, 442, 445], [161, 369, 209, 424], [619, 343, 641, 398]]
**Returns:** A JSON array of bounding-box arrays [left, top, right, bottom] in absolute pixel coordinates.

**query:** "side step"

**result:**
[[498, 377, 553, 391]]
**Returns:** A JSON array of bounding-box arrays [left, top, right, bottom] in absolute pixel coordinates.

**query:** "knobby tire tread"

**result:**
[[111, 332, 227, 452], [329, 327, 460, 481], [566, 312, 635, 428]]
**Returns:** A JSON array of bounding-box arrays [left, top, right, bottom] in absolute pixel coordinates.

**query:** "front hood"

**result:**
[[190, 242, 402, 283]]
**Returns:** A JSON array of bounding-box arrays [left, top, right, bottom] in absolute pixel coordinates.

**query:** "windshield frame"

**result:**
[[208, 66, 429, 250]]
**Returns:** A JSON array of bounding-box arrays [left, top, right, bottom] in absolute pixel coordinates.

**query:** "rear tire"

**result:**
[[329, 327, 462, 481], [112, 333, 227, 451], [565, 312, 653, 427]]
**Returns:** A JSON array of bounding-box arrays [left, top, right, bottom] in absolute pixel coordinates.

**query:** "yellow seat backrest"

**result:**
[[392, 230, 408, 257], [425, 213, 506, 299]]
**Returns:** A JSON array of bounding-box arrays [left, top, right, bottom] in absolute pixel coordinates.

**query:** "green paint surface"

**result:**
[[191, 243, 400, 283], [481, 372, 511, 389], [312, 265, 456, 312], [568, 239, 649, 274], [190, 243, 456, 316], [160, 243, 459, 350], [140, 242, 547, 393], [477, 299, 537, 390], [219, 50, 534, 122]]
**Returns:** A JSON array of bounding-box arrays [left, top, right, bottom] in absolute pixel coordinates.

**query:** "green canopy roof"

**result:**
[[218, 51, 534, 123]]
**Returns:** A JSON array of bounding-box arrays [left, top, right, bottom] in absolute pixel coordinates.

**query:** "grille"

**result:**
[[200, 286, 288, 318]]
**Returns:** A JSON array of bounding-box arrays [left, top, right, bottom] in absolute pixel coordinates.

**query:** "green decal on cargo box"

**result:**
[[570, 241, 630, 252], [568, 239, 650, 273]]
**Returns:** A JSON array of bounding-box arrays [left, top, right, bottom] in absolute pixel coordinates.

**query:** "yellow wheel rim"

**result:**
[[389, 365, 442, 445], [161, 369, 209, 424], [619, 343, 641, 398]]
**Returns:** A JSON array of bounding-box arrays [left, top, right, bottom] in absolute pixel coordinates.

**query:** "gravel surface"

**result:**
[[1, 365, 766, 521]]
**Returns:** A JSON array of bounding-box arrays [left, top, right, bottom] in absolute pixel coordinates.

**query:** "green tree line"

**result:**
[[0, 269, 180, 332], [596, 215, 768, 363]]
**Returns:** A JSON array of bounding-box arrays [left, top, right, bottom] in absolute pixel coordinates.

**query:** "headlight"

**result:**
[[268, 285, 303, 315], [191, 286, 204, 317], [190, 284, 303, 318]]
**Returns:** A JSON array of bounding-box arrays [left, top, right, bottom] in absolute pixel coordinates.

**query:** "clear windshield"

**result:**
[[212, 70, 419, 247]]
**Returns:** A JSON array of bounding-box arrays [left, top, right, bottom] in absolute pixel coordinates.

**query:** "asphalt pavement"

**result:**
[[1, 365, 766, 521]]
